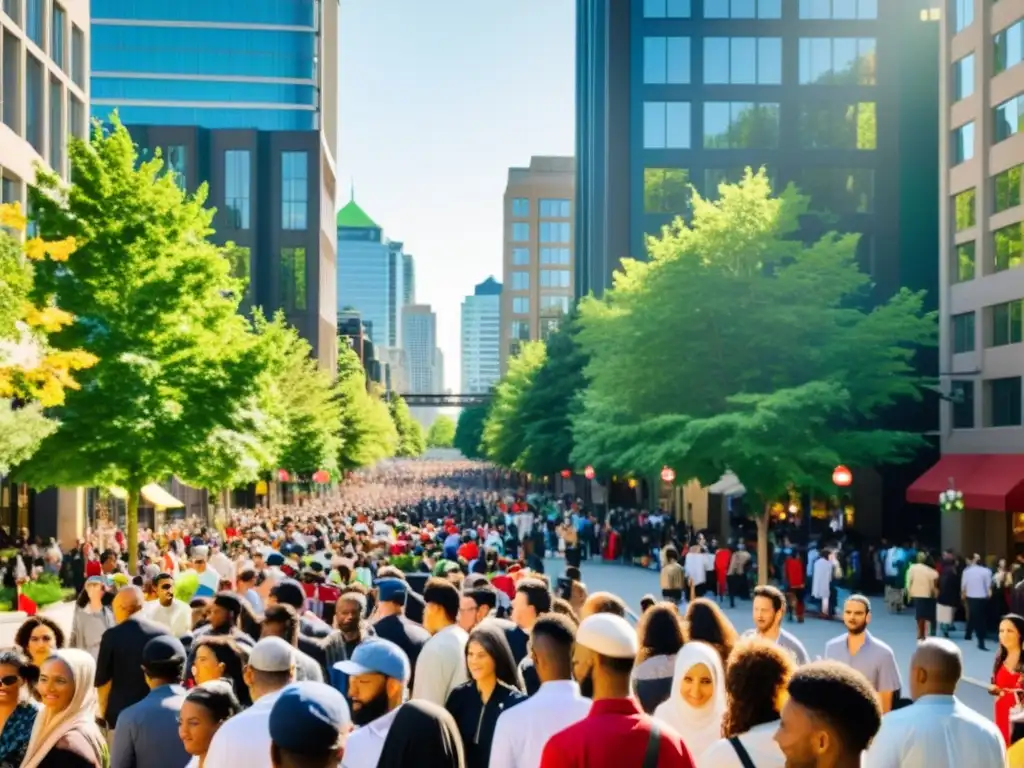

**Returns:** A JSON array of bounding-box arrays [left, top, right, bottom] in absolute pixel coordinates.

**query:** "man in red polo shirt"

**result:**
[[539, 613, 694, 768]]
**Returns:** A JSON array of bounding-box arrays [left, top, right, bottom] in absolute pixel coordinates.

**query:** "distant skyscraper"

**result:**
[[461, 277, 502, 394], [402, 253, 416, 305], [502, 156, 576, 372], [401, 305, 438, 394], [387, 242, 407, 347], [432, 348, 445, 394]]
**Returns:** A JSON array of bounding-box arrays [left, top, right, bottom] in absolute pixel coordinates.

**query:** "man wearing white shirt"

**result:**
[[144, 573, 191, 637], [203, 636, 296, 768], [338, 639, 411, 768], [412, 578, 469, 706], [490, 614, 591, 768], [866, 638, 1005, 767]]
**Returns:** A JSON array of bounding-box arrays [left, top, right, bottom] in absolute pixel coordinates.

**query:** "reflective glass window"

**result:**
[[953, 188, 976, 231], [512, 297, 530, 314], [644, 168, 691, 215], [994, 166, 1023, 213], [52, 4, 65, 69], [704, 103, 780, 149], [643, 102, 691, 149], [511, 248, 530, 265], [953, 121, 974, 164], [26, 55, 43, 153], [991, 302, 1023, 347], [91, 104, 316, 131], [540, 247, 571, 265], [279, 247, 307, 312], [994, 97, 1024, 144], [91, 78, 318, 106], [91, 0, 316, 26], [955, 242, 975, 282], [995, 21, 1024, 75], [994, 222, 1024, 272], [988, 377, 1022, 427], [511, 272, 530, 290], [49, 77, 63, 174], [281, 151, 307, 230], [512, 223, 530, 242], [799, 0, 877, 19], [952, 312, 975, 353], [800, 168, 874, 215], [643, 0, 691, 17], [224, 150, 251, 230], [539, 222, 571, 243], [950, 0, 973, 33], [539, 199, 571, 217], [954, 54, 975, 101], [540, 270, 571, 289], [643, 37, 691, 85], [798, 103, 876, 149], [798, 38, 876, 85], [511, 198, 529, 216], [25, 0, 42, 46], [704, 38, 781, 85]]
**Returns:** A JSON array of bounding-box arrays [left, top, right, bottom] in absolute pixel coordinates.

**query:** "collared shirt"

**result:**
[[823, 631, 901, 694], [111, 684, 189, 768], [412, 623, 469, 707], [962, 565, 993, 599], [340, 706, 401, 768], [489, 680, 591, 768], [742, 628, 810, 665], [144, 598, 192, 638], [539, 697, 694, 768], [865, 694, 1005, 768], [204, 689, 284, 768]]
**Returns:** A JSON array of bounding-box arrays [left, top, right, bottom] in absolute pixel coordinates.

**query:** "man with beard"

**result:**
[[773, 661, 881, 768], [325, 592, 376, 693], [744, 585, 810, 665], [371, 578, 430, 685], [144, 572, 191, 637], [823, 594, 901, 713], [336, 639, 410, 768]]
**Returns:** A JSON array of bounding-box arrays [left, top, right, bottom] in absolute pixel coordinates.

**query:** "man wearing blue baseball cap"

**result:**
[[335, 639, 410, 768], [270, 682, 351, 768]]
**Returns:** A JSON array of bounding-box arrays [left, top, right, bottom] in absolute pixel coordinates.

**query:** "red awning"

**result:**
[[906, 454, 1024, 511]]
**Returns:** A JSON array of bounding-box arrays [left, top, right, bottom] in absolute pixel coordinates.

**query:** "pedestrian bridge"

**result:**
[[396, 393, 491, 407]]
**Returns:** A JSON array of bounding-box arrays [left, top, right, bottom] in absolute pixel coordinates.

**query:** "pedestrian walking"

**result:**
[[413, 578, 469, 706], [823, 595, 902, 714], [337, 639, 410, 768]]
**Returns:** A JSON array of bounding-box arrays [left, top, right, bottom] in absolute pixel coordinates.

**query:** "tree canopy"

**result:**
[[390, 395, 426, 458], [454, 404, 488, 459], [337, 343, 397, 471], [481, 341, 546, 468], [426, 415, 456, 448]]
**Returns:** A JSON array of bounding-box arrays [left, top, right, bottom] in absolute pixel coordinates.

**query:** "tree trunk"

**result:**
[[756, 504, 770, 586], [127, 487, 140, 575]]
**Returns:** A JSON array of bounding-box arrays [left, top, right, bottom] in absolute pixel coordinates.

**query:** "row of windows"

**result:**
[[643, 100, 876, 151], [952, 166, 1024, 236], [952, 0, 973, 34], [511, 247, 572, 265], [510, 198, 572, 217], [951, 225, 1024, 285], [509, 295, 573, 315], [91, 0, 316, 27], [510, 222, 572, 243], [704, 37, 782, 85], [949, 378, 1023, 429], [952, 300, 1024, 353], [5, 0, 92, 89], [508, 270, 573, 291], [642, 0, 877, 19], [91, 78, 318, 107], [90, 104, 317, 132]]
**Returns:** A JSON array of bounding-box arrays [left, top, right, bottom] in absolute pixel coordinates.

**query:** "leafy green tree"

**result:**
[[482, 341, 546, 468], [337, 343, 397, 470], [454, 404, 489, 459], [390, 395, 426, 457], [573, 169, 936, 583], [426, 415, 456, 448], [17, 118, 265, 572]]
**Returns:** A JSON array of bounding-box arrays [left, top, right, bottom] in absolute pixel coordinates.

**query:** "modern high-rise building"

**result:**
[[461, 277, 502, 394], [402, 252, 416, 306], [0, 0, 89, 206], [387, 241, 407, 347], [906, 0, 1024, 556], [402, 304, 438, 394], [501, 156, 576, 371]]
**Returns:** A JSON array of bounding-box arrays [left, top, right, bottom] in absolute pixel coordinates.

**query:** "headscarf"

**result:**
[[653, 641, 727, 760], [22, 648, 106, 768], [376, 700, 465, 768]]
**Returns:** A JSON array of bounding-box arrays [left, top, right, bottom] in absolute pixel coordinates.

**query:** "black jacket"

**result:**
[[372, 614, 430, 685], [445, 681, 526, 768]]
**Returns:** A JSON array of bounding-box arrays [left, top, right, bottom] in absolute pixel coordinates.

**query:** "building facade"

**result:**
[[501, 156, 576, 371], [401, 304, 438, 394], [461, 277, 502, 394], [0, 0, 89, 206], [402, 252, 416, 306]]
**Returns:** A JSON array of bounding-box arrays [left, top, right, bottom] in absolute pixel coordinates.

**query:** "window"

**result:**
[[512, 247, 530, 265], [643, 37, 691, 85], [25, 55, 43, 153], [540, 270, 571, 289], [49, 77, 62, 174], [224, 150, 251, 229], [511, 271, 529, 290], [988, 377, 1023, 427], [953, 122, 974, 164], [643, 102, 691, 149], [281, 151, 307, 230], [798, 38, 876, 85], [643, 0, 691, 17], [704, 38, 782, 85], [512, 297, 530, 314], [954, 54, 974, 101], [798, 103, 877, 149], [165, 145, 186, 190], [71, 25, 84, 86], [955, 242, 975, 282], [991, 300, 1024, 347], [995, 21, 1024, 75], [954, 188, 976, 230], [952, 311, 975, 353], [225, 244, 252, 303], [512, 223, 530, 242], [509, 321, 530, 341], [51, 3, 64, 69], [951, 381, 975, 429], [704, 0, 781, 18], [705, 168, 745, 200], [994, 166, 1022, 213], [511, 198, 529, 217], [994, 223, 1023, 271], [25, 0, 42, 46], [279, 247, 307, 312], [994, 97, 1024, 144], [644, 168, 691, 214], [540, 247, 571, 265], [540, 222, 570, 243], [950, 0, 973, 33], [704, 103, 780, 149], [539, 199, 571, 218], [3, 0, 19, 25], [3, 32, 19, 134], [801, 168, 874, 215], [540, 295, 570, 313], [68, 93, 82, 140], [799, 0, 878, 19]]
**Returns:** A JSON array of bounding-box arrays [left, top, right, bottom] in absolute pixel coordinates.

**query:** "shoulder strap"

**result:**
[[642, 721, 662, 768], [730, 736, 757, 768]]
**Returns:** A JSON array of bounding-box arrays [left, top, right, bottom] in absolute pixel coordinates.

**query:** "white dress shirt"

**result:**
[[204, 689, 284, 768], [341, 706, 401, 768], [865, 694, 1005, 768], [488, 680, 592, 768], [412, 623, 469, 707], [698, 722, 785, 768], [145, 598, 192, 638]]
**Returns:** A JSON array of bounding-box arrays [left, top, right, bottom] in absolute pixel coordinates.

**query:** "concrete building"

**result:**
[[0, 0, 89, 205], [501, 156, 576, 371], [378, 346, 409, 395], [576, 0, 941, 541], [907, 0, 1024, 556], [403, 252, 416, 305], [461, 277, 502, 394], [402, 304, 438, 394]]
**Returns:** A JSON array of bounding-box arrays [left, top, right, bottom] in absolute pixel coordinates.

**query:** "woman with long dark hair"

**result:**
[[445, 622, 525, 768], [68, 577, 114, 661], [631, 602, 685, 713], [14, 618, 65, 672], [191, 636, 251, 707], [683, 597, 739, 670], [990, 612, 1024, 745], [377, 700, 465, 768], [178, 680, 242, 768]]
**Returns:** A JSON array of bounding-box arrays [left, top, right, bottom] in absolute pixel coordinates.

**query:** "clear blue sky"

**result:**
[[337, 0, 576, 391]]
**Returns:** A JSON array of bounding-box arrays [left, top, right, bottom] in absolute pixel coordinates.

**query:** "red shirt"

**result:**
[[458, 541, 479, 562], [784, 556, 805, 588], [539, 698, 694, 768]]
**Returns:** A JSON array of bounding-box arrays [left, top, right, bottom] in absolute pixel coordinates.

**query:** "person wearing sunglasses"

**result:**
[[0, 649, 38, 768], [144, 573, 191, 637], [69, 576, 115, 661]]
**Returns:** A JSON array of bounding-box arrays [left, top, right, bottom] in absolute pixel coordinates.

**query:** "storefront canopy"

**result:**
[[708, 471, 745, 497], [108, 484, 185, 509], [906, 454, 1024, 512]]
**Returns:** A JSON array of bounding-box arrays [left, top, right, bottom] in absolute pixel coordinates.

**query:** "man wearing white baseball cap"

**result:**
[[539, 613, 694, 768]]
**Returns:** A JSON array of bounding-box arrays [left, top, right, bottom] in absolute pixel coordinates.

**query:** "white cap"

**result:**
[[192, 545, 209, 560], [250, 636, 296, 673], [576, 613, 638, 659]]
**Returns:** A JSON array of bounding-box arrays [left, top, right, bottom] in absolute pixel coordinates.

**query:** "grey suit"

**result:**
[[110, 684, 190, 768]]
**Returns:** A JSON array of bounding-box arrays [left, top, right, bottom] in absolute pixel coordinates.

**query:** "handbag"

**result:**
[[730, 736, 758, 768], [642, 722, 662, 768]]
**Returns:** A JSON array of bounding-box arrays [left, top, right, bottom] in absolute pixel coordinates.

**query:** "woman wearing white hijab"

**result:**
[[654, 640, 727, 760], [21, 648, 107, 768]]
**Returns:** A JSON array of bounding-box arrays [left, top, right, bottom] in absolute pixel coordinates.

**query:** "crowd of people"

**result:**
[[0, 461, 1017, 767]]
